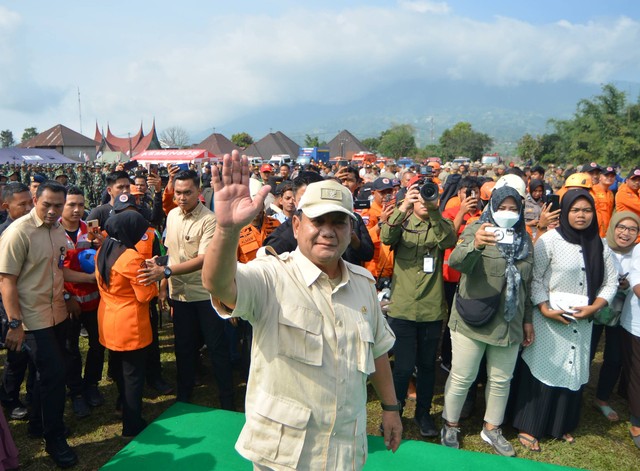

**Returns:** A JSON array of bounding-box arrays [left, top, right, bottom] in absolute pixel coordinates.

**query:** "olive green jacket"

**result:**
[[381, 207, 457, 322], [448, 221, 534, 346]]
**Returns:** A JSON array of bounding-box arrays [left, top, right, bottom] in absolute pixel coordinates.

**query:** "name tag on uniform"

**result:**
[[423, 256, 434, 273]]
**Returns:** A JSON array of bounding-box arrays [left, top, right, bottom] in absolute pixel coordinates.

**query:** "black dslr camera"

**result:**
[[417, 166, 439, 202]]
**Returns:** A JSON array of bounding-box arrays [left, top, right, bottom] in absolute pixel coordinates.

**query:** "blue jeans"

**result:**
[[387, 317, 442, 418]]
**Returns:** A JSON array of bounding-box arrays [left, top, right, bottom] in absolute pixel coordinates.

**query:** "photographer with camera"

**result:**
[[441, 185, 534, 457], [381, 177, 457, 437]]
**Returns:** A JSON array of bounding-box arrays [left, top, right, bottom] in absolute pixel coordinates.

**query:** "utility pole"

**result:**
[[77, 87, 83, 134]]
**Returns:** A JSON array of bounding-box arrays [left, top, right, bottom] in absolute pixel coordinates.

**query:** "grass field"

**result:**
[[3, 317, 639, 470]]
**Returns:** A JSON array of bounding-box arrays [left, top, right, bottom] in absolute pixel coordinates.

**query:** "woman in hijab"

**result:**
[[441, 185, 534, 457], [590, 212, 640, 422], [512, 189, 618, 451], [96, 211, 158, 437], [524, 179, 545, 239]]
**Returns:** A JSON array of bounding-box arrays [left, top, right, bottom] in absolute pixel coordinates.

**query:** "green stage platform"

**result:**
[[102, 403, 575, 470]]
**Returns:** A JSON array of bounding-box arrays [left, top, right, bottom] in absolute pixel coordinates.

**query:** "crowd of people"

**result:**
[[0, 154, 638, 469]]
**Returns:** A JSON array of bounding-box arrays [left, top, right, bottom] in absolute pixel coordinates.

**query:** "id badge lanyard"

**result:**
[[423, 249, 434, 274]]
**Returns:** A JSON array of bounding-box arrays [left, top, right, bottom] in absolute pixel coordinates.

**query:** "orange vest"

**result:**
[[592, 184, 614, 237], [63, 220, 100, 312], [615, 183, 640, 217], [135, 227, 157, 260], [361, 201, 394, 279], [444, 195, 460, 211], [237, 216, 281, 263], [97, 249, 158, 351]]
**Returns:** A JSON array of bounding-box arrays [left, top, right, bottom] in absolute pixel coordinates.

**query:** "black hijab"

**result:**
[[556, 189, 604, 304], [97, 211, 149, 287], [528, 179, 544, 200]]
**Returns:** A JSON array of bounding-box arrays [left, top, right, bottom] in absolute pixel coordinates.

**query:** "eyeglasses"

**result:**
[[615, 223, 639, 235], [568, 208, 593, 215]]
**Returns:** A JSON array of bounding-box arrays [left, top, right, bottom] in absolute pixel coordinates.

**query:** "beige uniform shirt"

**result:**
[[165, 202, 215, 302], [0, 208, 68, 331], [214, 249, 395, 471]]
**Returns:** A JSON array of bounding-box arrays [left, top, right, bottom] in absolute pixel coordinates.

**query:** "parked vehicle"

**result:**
[[298, 147, 330, 164], [452, 157, 471, 165], [481, 153, 502, 166], [268, 154, 293, 167]]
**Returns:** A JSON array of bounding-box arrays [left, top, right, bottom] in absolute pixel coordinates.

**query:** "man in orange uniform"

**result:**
[[362, 177, 395, 285], [238, 181, 281, 263], [616, 167, 640, 218], [593, 165, 616, 237]]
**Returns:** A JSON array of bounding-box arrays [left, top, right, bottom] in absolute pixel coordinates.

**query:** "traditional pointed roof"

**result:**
[[197, 132, 241, 156], [95, 120, 161, 156], [327, 130, 368, 159], [20, 124, 98, 148], [244, 131, 300, 160]]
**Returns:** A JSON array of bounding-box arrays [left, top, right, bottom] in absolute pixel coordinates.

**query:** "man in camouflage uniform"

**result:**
[[89, 165, 105, 209], [75, 164, 91, 203]]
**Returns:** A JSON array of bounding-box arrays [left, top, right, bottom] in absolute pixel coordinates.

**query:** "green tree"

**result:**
[[231, 132, 254, 148], [516, 133, 541, 162], [419, 143, 443, 160], [548, 83, 640, 168], [304, 135, 319, 147], [377, 124, 417, 159], [21, 127, 38, 143], [0, 130, 15, 148], [361, 137, 380, 153], [439, 122, 493, 160]]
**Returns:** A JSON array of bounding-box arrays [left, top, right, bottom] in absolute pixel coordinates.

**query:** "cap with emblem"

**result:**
[[113, 193, 139, 213], [372, 177, 394, 191], [581, 162, 602, 173], [260, 164, 273, 173], [31, 173, 47, 184], [628, 166, 640, 179], [297, 179, 356, 220], [602, 165, 616, 175]]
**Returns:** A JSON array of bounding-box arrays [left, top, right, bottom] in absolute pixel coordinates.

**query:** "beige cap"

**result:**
[[297, 179, 356, 220]]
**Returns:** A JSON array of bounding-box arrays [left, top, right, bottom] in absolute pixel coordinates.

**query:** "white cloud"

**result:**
[[2, 3, 640, 136], [399, 1, 450, 15]]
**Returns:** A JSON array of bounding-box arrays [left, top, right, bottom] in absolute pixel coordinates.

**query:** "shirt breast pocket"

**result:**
[[278, 305, 323, 366], [183, 236, 199, 259], [481, 250, 506, 278], [356, 320, 376, 374]]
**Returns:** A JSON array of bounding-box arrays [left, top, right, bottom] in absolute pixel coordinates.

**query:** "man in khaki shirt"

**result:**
[[203, 153, 402, 470], [0, 181, 78, 468], [139, 170, 234, 408]]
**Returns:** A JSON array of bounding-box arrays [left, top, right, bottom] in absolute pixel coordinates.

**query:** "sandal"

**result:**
[[517, 433, 541, 452], [562, 433, 575, 444], [595, 402, 619, 422], [630, 430, 640, 450]]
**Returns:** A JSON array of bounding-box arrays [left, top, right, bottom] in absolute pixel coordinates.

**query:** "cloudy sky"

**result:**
[[1, 0, 639, 141]]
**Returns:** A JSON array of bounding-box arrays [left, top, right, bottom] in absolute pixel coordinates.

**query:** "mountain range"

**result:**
[[193, 80, 640, 155]]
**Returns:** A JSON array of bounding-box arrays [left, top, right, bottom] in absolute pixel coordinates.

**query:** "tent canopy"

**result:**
[[0, 148, 79, 165], [97, 151, 129, 163], [132, 149, 217, 165]]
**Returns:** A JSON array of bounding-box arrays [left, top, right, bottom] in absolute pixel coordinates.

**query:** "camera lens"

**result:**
[[420, 181, 439, 201]]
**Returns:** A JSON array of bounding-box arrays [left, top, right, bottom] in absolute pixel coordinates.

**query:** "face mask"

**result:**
[[492, 210, 520, 228]]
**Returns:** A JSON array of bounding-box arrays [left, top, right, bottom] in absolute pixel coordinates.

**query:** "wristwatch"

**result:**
[[63, 292, 72, 301], [381, 401, 402, 412], [7, 319, 22, 329], [163, 266, 173, 279]]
